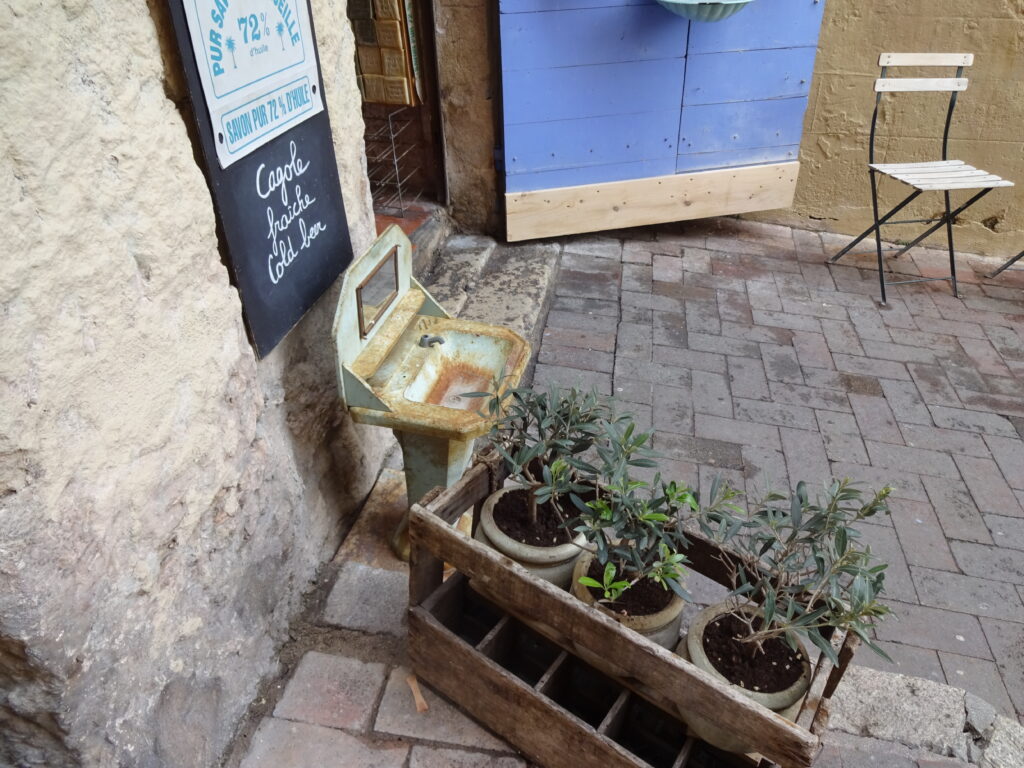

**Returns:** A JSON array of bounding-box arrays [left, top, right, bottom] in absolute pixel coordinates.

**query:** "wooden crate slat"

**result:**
[[409, 607, 644, 768], [409, 507, 819, 768]]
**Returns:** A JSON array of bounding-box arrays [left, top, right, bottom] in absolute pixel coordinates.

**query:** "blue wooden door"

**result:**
[[499, 0, 826, 241]]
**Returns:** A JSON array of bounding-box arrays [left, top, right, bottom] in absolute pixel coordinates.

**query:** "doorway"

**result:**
[[347, 0, 445, 226]]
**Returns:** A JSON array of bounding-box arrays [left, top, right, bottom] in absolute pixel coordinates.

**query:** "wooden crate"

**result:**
[[408, 456, 859, 768]]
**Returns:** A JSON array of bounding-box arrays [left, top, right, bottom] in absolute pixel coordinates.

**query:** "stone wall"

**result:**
[[754, 0, 1024, 258], [0, 0, 388, 766]]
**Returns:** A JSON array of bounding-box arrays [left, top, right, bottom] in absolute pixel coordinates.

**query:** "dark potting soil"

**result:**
[[700, 613, 804, 694], [585, 560, 674, 618], [493, 488, 574, 546]]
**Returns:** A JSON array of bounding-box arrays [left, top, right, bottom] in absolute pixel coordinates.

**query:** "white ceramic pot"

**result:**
[[570, 552, 685, 649], [676, 602, 812, 753], [474, 485, 584, 589]]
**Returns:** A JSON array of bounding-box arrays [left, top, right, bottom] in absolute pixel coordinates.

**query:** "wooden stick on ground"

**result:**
[[406, 674, 429, 713]]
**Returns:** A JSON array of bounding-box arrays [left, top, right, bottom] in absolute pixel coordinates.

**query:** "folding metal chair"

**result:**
[[829, 53, 1014, 303]]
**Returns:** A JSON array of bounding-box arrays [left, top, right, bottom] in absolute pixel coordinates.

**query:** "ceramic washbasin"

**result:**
[[349, 309, 528, 440], [334, 225, 531, 546], [404, 328, 518, 410]]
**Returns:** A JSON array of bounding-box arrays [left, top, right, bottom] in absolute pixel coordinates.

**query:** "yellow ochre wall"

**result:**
[[757, 0, 1024, 259]]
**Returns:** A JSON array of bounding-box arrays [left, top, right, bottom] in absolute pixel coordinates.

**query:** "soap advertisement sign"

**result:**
[[169, 0, 353, 358], [182, 0, 325, 167]]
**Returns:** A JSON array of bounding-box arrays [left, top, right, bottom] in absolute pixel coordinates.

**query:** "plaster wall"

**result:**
[[757, 0, 1024, 258], [0, 0, 387, 765]]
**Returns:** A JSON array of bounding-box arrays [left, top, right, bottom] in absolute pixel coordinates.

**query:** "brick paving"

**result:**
[[533, 219, 1024, 725]]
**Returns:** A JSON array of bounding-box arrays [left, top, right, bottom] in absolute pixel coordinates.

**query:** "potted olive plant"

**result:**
[[567, 417, 702, 648], [468, 384, 615, 588], [678, 478, 893, 753]]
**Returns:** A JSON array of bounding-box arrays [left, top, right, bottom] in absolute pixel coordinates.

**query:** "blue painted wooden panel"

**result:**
[[687, 0, 825, 54], [676, 145, 799, 173], [504, 58, 686, 124], [678, 98, 807, 154], [506, 111, 680, 174], [501, 0, 652, 14], [683, 48, 817, 105], [506, 157, 677, 192], [500, 6, 688, 71]]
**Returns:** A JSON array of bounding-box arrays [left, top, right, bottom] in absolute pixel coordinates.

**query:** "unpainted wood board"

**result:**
[[505, 162, 799, 241], [879, 52, 973, 67], [500, 5, 687, 71], [503, 58, 686, 125], [676, 145, 800, 174], [409, 507, 820, 768], [505, 157, 678, 194], [687, 0, 825, 54], [684, 48, 817, 106], [506, 111, 680, 176], [409, 609, 645, 768], [678, 98, 807, 154]]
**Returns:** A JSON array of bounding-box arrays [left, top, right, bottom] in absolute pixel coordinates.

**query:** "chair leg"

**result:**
[[829, 189, 921, 264], [870, 170, 887, 304], [988, 249, 1024, 278], [944, 190, 958, 298]]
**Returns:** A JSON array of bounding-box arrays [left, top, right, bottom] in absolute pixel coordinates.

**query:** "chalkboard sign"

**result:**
[[167, 0, 354, 357]]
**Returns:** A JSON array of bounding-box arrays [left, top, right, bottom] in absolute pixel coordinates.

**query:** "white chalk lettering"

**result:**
[[259, 143, 325, 287]]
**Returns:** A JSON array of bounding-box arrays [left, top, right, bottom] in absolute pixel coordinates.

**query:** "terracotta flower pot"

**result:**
[[676, 602, 812, 753], [474, 485, 584, 589], [570, 552, 685, 649]]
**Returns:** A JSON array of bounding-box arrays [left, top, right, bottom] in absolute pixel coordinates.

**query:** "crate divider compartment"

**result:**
[[475, 615, 563, 688], [423, 572, 503, 647], [602, 692, 692, 768]]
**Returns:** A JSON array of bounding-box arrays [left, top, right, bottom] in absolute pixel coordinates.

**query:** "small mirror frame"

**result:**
[[356, 245, 400, 339]]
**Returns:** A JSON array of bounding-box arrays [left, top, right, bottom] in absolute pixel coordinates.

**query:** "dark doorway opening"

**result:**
[[347, 0, 445, 223]]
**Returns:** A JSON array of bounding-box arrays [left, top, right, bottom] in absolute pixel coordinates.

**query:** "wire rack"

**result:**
[[365, 107, 423, 217]]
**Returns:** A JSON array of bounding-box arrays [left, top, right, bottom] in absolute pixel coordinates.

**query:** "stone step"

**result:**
[[408, 205, 454, 278], [422, 234, 498, 316], [459, 241, 561, 369]]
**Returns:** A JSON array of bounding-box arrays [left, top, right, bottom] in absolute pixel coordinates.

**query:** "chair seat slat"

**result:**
[[878, 53, 974, 67], [915, 179, 1013, 191], [875, 77, 968, 93], [870, 160, 964, 172]]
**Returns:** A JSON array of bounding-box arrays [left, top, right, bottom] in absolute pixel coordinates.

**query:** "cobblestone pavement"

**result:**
[[531, 219, 1024, 724]]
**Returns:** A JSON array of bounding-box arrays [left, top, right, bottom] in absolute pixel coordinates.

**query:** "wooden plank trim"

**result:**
[[875, 77, 968, 92], [505, 162, 800, 242], [409, 608, 642, 768], [409, 507, 820, 768], [879, 52, 974, 67]]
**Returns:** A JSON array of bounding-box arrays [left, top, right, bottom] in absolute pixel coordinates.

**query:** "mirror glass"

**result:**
[[357, 246, 399, 338]]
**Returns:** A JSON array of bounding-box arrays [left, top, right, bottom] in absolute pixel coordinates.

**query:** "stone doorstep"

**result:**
[[828, 665, 1024, 767]]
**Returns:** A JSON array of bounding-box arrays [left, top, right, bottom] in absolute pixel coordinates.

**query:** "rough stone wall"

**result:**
[[0, 0, 387, 766], [755, 0, 1024, 258], [433, 0, 500, 234]]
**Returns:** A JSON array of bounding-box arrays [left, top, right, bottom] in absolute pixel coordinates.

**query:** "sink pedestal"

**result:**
[[390, 432, 475, 559]]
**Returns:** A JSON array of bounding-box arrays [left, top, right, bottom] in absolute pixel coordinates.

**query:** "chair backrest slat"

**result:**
[[879, 53, 974, 67], [875, 77, 968, 93]]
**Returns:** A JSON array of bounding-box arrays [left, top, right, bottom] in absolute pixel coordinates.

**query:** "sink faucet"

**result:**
[[419, 334, 445, 348]]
